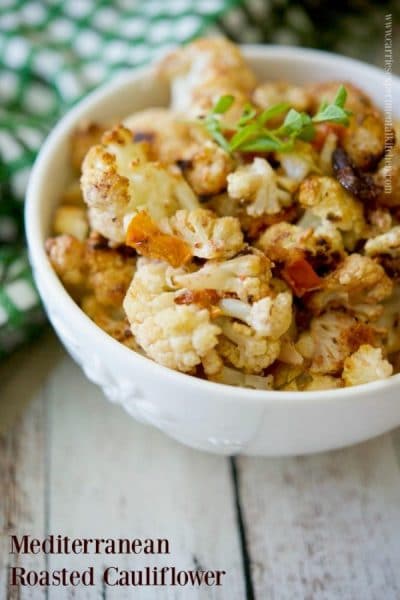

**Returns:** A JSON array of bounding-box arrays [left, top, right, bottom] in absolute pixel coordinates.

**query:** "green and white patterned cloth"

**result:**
[[0, 0, 243, 358], [0, 0, 398, 358]]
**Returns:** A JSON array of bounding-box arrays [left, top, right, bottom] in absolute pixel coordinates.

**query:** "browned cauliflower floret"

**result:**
[[217, 319, 281, 374], [125, 109, 234, 196], [124, 108, 198, 163], [60, 180, 85, 206], [209, 365, 273, 390], [307, 81, 375, 115], [365, 207, 393, 237], [170, 252, 272, 302], [53, 205, 88, 241], [297, 311, 381, 375], [253, 81, 311, 114], [70, 122, 107, 172], [343, 344, 393, 387], [364, 226, 400, 279], [307, 254, 393, 320], [46, 234, 136, 307], [307, 81, 384, 170], [273, 363, 342, 391], [342, 110, 385, 171], [257, 221, 344, 274], [376, 285, 400, 355], [46, 234, 86, 292], [123, 258, 221, 374], [184, 141, 234, 196], [159, 38, 256, 123], [81, 294, 139, 351], [81, 125, 198, 243], [297, 175, 366, 248], [162, 208, 244, 260], [227, 158, 294, 216]]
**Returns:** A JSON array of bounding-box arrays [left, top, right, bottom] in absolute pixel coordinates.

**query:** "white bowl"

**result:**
[[26, 46, 400, 456]]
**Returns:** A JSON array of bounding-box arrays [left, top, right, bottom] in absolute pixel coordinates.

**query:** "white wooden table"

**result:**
[[1, 331, 400, 599]]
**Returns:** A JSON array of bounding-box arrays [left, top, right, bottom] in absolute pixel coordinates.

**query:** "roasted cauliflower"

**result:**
[[81, 125, 198, 243], [297, 175, 366, 248], [159, 37, 256, 123], [297, 311, 381, 375], [47, 38, 399, 390], [162, 208, 244, 260], [307, 254, 393, 320], [171, 252, 272, 302], [227, 158, 294, 216], [123, 258, 221, 374], [343, 345, 393, 387]]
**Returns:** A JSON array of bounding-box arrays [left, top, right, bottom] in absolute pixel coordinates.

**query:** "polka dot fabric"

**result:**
[[0, 0, 239, 357]]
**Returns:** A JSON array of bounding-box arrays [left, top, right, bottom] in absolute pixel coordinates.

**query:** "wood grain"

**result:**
[[43, 356, 245, 599], [238, 434, 400, 600], [2, 336, 400, 600], [0, 389, 47, 600]]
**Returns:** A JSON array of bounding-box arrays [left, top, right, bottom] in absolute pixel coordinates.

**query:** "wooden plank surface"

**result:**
[[2, 335, 400, 599], [0, 382, 47, 600], [1, 343, 245, 599], [238, 436, 400, 600]]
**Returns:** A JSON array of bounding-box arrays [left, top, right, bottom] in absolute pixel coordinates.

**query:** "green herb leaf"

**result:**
[[201, 85, 351, 155], [333, 84, 347, 108], [258, 102, 290, 125], [212, 95, 234, 114]]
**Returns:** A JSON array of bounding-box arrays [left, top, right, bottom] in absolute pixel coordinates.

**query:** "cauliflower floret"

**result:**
[[302, 374, 343, 391], [163, 208, 244, 260], [307, 81, 375, 115], [170, 252, 272, 302], [364, 226, 400, 279], [124, 108, 200, 164], [209, 365, 273, 390], [46, 234, 136, 306], [276, 141, 321, 184], [365, 207, 393, 237], [253, 81, 312, 114], [342, 110, 385, 171], [297, 175, 366, 248], [367, 223, 400, 255], [82, 294, 139, 351], [343, 344, 393, 387], [307, 81, 385, 170], [218, 292, 292, 338], [81, 125, 199, 243], [123, 258, 221, 373], [257, 221, 344, 274], [125, 110, 234, 195], [376, 285, 400, 354], [307, 254, 393, 320], [60, 180, 85, 206], [53, 205, 88, 241], [217, 319, 281, 374], [184, 141, 234, 196], [46, 234, 86, 292], [227, 158, 293, 216], [297, 311, 382, 374], [159, 38, 256, 122], [274, 363, 342, 391], [70, 122, 107, 172]]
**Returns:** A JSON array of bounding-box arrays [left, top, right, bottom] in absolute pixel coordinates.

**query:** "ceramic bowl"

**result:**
[[26, 45, 400, 456]]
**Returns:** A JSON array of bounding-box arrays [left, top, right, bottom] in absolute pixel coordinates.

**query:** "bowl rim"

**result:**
[[25, 43, 400, 405]]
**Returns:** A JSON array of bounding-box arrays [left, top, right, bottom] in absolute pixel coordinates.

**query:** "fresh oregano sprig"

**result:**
[[203, 85, 352, 154]]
